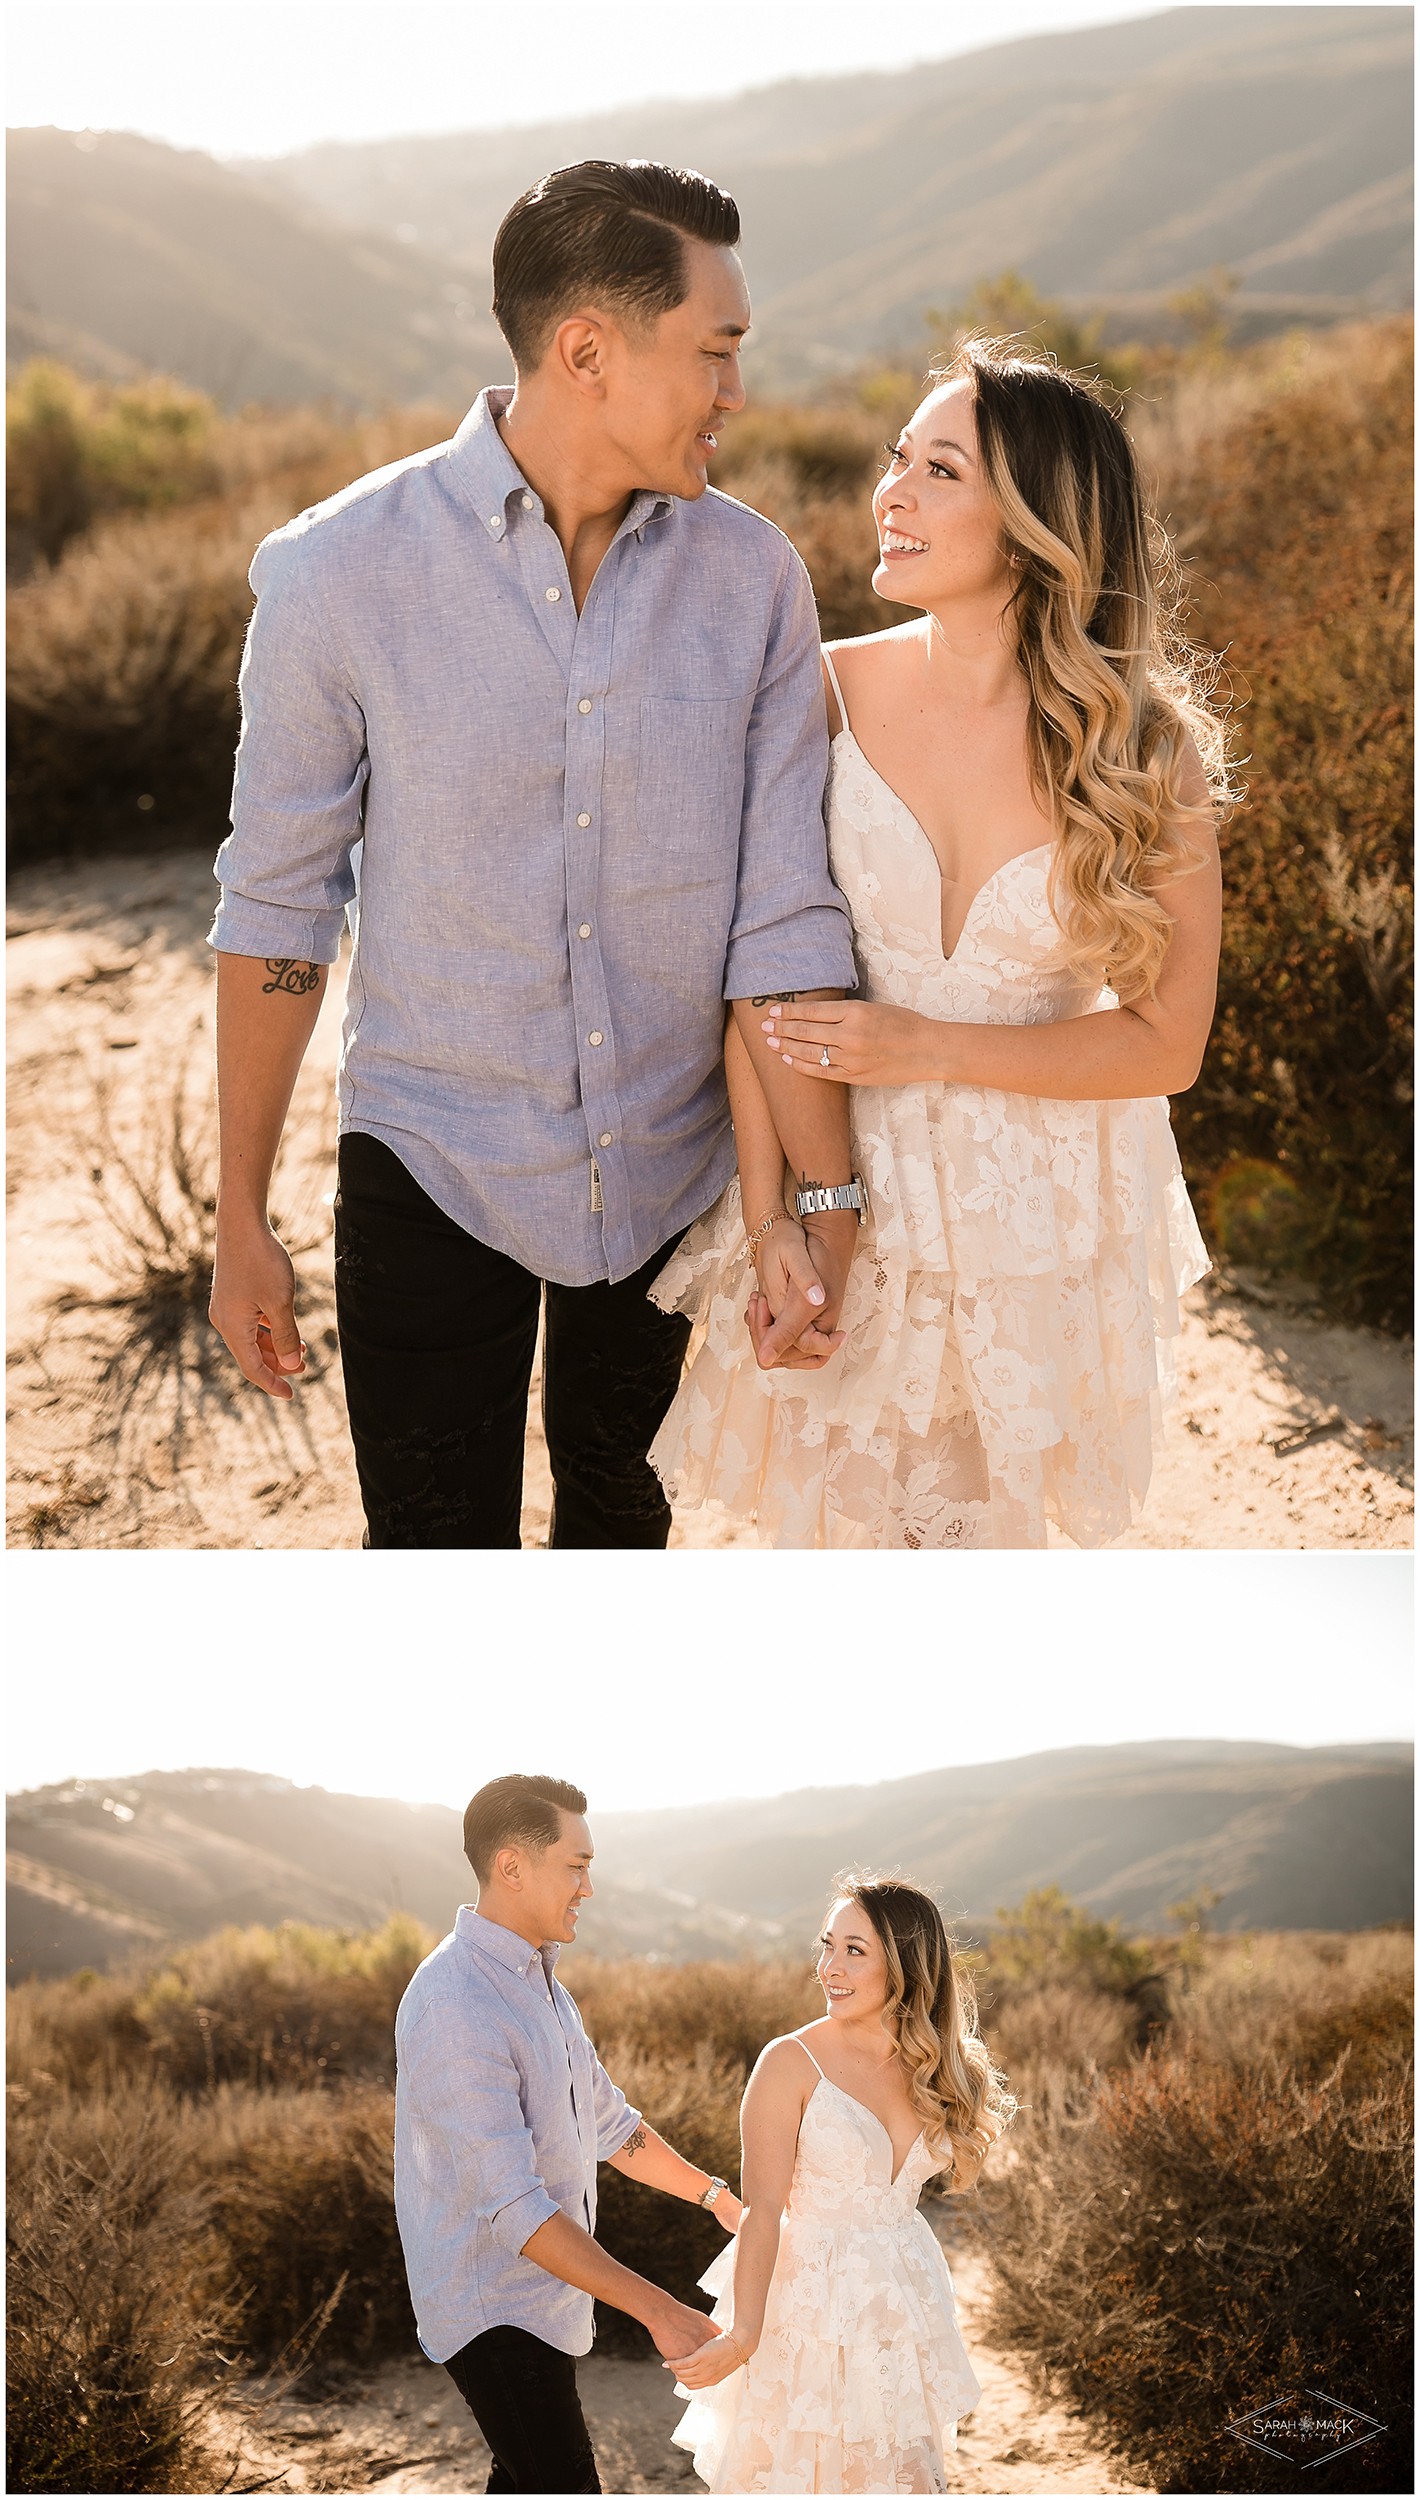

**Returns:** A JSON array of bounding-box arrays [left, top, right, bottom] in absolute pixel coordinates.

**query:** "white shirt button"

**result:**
[[521, 493, 535, 510], [588, 1031, 604, 1047], [577, 698, 593, 714], [577, 923, 592, 939], [576, 811, 591, 828], [489, 514, 503, 527], [545, 586, 561, 602], [599, 1132, 614, 1148]]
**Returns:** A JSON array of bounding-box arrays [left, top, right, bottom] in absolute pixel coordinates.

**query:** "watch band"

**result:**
[[698, 2174, 728, 2209], [794, 1176, 867, 1224]]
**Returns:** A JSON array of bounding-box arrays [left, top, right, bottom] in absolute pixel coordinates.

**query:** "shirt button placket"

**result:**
[[566, 595, 618, 1258]]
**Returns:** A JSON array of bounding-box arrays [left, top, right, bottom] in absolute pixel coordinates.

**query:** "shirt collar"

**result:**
[[456, 1901, 561, 1978], [447, 386, 674, 542]]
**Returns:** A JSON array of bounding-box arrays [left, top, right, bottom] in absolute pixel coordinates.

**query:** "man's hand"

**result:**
[[645, 2294, 722, 2364], [751, 1210, 857, 1370], [209, 1218, 307, 1400], [747, 1218, 844, 1372], [762, 998, 943, 1087]]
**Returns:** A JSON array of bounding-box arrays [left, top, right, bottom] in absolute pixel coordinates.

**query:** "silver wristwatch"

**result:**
[[698, 2175, 729, 2210], [794, 1176, 867, 1224]]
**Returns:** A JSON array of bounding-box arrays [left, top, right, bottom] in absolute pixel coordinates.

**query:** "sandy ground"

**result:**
[[7, 847, 1412, 1552], [210, 2240, 1143, 2496]]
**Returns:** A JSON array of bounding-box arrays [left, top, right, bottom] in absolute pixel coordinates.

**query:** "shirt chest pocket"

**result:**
[[636, 696, 745, 864]]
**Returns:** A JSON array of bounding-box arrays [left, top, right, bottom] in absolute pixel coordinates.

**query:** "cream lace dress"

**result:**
[[672, 2039, 980, 2495], [648, 655, 1209, 1549]]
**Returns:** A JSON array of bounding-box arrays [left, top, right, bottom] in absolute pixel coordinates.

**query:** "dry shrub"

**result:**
[[591, 2047, 748, 2348], [567, 1955, 821, 2076], [192, 2083, 409, 2367], [985, 1978, 1140, 2102], [7, 1967, 154, 2098], [6, 397, 456, 860], [6, 2083, 234, 2495], [1151, 320, 1413, 1326], [980, 1940, 1410, 2490], [136, 1915, 431, 2091], [8, 1916, 432, 2097], [1171, 1928, 1414, 2084]]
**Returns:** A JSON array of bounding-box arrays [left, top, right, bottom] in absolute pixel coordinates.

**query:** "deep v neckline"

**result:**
[[833, 727, 1052, 967], [814, 2075, 925, 2187]]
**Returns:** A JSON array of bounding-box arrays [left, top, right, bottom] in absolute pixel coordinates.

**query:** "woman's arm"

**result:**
[[764, 796, 1222, 1104], [671, 2040, 808, 2389], [726, 1012, 848, 1373], [727, 1009, 790, 1238]]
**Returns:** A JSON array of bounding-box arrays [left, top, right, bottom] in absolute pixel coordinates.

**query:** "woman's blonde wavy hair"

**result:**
[[831, 1873, 1015, 2173], [926, 335, 1236, 999]]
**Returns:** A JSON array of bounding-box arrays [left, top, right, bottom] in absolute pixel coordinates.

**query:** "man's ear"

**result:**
[[492, 1842, 523, 1889], [551, 313, 609, 392]]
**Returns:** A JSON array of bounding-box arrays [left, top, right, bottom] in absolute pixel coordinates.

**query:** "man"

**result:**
[[208, 158, 864, 1547], [395, 1773, 735, 2493]]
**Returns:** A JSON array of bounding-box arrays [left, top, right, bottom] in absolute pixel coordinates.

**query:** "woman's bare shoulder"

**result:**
[[753, 2028, 827, 2081], [823, 626, 920, 731]]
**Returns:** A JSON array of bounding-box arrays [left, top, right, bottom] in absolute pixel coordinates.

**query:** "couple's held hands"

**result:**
[[209, 1217, 307, 1399], [762, 998, 944, 1088], [746, 1210, 856, 1371], [647, 2295, 723, 2365], [668, 2325, 756, 2389]]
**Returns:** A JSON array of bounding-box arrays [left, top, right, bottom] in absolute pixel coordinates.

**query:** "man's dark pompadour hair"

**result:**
[[492, 158, 741, 369], [463, 1773, 588, 1880]]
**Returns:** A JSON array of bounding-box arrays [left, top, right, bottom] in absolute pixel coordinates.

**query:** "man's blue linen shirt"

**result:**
[[209, 386, 857, 1285], [393, 1906, 643, 2363]]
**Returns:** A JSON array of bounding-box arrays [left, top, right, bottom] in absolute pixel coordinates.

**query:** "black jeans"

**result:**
[[333, 1132, 692, 1549], [444, 2322, 600, 2494]]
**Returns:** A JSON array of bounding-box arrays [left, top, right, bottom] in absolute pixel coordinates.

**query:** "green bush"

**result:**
[[6, 363, 219, 571]]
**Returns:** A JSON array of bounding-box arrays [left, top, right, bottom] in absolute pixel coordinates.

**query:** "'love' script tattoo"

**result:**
[[262, 960, 322, 997]]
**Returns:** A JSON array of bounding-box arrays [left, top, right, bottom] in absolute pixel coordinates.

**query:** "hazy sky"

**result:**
[[9, 0, 1170, 157], [8, 1554, 1411, 1812]]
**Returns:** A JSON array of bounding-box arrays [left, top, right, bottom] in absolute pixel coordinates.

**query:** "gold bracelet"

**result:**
[[744, 1208, 790, 1257]]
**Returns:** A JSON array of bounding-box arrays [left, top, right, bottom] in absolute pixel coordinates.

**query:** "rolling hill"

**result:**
[[258, 3, 1412, 388], [6, 125, 501, 407], [7, 7, 1411, 405], [7, 1741, 1410, 1981]]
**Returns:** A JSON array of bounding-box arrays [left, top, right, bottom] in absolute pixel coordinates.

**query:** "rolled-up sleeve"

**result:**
[[400, 2000, 559, 2259], [590, 2051, 642, 2161], [209, 532, 368, 964], [722, 547, 858, 1002]]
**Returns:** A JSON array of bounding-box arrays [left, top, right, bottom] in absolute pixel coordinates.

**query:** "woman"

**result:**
[[670, 1876, 1012, 2495], [651, 337, 1233, 1547]]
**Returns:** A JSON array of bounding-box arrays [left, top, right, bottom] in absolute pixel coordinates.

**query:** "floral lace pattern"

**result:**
[[672, 2074, 981, 2495], [650, 731, 1210, 1548]]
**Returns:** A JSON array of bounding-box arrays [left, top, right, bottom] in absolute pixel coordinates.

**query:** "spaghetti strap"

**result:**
[[821, 645, 850, 737], [790, 2033, 828, 2080]]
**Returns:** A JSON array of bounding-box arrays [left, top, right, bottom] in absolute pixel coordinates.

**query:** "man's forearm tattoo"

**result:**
[[620, 2124, 648, 2158], [750, 990, 799, 1008], [262, 959, 322, 996]]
